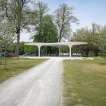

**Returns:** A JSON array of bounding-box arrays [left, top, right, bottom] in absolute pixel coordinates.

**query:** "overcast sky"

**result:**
[[21, 0, 106, 42]]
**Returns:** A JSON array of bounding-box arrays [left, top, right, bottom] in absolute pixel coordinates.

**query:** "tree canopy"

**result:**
[[33, 15, 58, 43], [71, 23, 106, 56], [0, 0, 33, 56], [54, 3, 78, 42]]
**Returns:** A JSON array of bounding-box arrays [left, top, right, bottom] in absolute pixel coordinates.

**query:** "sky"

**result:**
[[21, 0, 106, 42]]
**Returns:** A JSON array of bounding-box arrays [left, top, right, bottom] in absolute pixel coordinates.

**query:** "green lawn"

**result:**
[[63, 58, 106, 106], [0, 57, 46, 83]]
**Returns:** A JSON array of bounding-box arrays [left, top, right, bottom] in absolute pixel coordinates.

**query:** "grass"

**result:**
[[63, 58, 106, 106], [0, 57, 46, 83]]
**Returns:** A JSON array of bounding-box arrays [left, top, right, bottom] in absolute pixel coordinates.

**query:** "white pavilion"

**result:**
[[25, 42, 87, 58]]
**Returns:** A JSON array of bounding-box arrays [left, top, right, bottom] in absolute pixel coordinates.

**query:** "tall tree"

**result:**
[[33, 15, 58, 43], [32, 1, 48, 42], [54, 3, 78, 42], [0, 0, 32, 56], [33, 15, 58, 56]]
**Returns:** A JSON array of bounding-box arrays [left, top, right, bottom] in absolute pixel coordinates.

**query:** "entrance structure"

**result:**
[[25, 42, 87, 58]]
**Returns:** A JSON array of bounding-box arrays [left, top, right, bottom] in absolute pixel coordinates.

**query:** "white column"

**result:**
[[38, 46, 41, 57], [58, 46, 61, 57], [69, 46, 72, 58]]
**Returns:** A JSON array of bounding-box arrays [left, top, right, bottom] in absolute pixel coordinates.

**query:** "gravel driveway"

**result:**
[[0, 58, 63, 106]]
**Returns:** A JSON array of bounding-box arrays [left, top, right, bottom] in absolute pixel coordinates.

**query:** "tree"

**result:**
[[54, 3, 78, 42], [99, 26, 106, 54], [33, 15, 58, 43], [71, 23, 102, 56], [33, 15, 58, 56], [32, 1, 48, 42], [0, 20, 14, 69], [0, 0, 32, 57]]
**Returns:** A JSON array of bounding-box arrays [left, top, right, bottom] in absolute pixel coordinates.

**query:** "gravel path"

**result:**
[[0, 59, 63, 106]]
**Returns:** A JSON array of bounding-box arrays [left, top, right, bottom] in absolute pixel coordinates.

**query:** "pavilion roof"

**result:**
[[25, 42, 87, 47]]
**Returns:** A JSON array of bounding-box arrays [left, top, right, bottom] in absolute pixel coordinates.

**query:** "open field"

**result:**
[[63, 58, 106, 106], [0, 57, 46, 83]]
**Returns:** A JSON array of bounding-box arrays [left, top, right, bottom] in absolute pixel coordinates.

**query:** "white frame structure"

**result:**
[[25, 42, 87, 58]]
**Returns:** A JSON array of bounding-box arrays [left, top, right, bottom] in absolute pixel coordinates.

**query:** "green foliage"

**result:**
[[24, 45, 38, 54], [60, 46, 69, 53], [32, 1, 49, 42], [33, 15, 58, 43], [41, 46, 59, 56], [0, 20, 15, 69], [99, 26, 106, 53], [0, 0, 33, 56], [71, 23, 103, 56], [31, 1, 58, 43]]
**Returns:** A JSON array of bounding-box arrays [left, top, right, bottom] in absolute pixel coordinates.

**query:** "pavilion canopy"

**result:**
[[25, 42, 87, 47], [25, 42, 87, 58]]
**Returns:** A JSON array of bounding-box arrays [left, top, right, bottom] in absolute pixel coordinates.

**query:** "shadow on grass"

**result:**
[[99, 58, 106, 66], [100, 63, 106, 66]]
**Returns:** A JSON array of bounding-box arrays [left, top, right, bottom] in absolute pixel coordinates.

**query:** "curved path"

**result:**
[[0, 59, 63, 106]]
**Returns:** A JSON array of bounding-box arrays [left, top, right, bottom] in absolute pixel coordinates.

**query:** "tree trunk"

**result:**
[[0, 48, 1, 65], [4, 46, 7, 70], [16, 30, 20, 57], [0, 51, 2, 65]]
